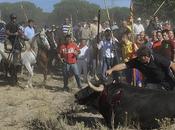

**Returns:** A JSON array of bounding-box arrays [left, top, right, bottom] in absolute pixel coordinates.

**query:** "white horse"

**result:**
[[22, 28, 50, 88], [0, 29, 50, 88]]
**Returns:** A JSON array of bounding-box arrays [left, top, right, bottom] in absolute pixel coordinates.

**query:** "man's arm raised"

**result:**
[[170, 62, 175, 74], [106, 63, 127, 76]]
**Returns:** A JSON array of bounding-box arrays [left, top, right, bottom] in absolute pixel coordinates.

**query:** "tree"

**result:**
[[134, 0, 175, 24], [0, 0, 130, 27], [0, 2, 48, 27], [49, 0, 101, 25]]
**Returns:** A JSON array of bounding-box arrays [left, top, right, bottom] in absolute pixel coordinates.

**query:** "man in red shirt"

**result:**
[[160, 30, 175, 61], [168, 30, 175, 62], [152, 31, 163, 54], [58, 34, 82, 91]]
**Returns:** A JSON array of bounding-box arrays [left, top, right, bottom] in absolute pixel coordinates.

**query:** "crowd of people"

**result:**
[[0, 13, 175, 91]]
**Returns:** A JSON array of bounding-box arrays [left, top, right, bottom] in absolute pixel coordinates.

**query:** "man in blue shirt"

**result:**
[[98, 29, 120, 80], [24, 19, 35, 50]]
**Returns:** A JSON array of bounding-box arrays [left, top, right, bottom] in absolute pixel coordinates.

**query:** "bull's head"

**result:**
[[75, 73, 113, 108], [75, 74, 127, 129]]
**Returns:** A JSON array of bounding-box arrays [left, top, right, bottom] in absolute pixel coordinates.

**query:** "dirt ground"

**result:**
[[0, 72, 106, 130], [0, 72, 174, 130]]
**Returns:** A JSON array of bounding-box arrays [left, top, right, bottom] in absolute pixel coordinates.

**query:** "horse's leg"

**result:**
[[37, 52, 48, 85], [48, 49, 56, 76], [44, 64, 48, 84], [29, 65, 34, 88], [1, 59, 8, 78], [24, 62, 33, 88], [39, 60, 48, 84], [20, 65, 24, 76], [11, 64, 18, 86], [50, 49, 58, 77]]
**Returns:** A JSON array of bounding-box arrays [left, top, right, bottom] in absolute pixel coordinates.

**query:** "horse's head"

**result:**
[[39, 28, 50, 50]]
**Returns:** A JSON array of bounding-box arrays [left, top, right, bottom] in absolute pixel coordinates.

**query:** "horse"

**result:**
[[0, 29, 50, 87], [25, 28, 51, 87], [45, 29, 59, 75]]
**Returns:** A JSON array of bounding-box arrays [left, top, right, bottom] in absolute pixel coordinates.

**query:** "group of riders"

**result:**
[[0, 13, 175, 91]]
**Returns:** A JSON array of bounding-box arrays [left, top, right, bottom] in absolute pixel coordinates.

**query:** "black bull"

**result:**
[[75, 82, 175, 129]]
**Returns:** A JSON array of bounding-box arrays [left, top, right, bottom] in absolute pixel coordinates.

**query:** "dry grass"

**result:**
[[0, 73, 175, 130]]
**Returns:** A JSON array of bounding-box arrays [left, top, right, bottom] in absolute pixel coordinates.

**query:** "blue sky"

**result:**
[[0, 0, 130, 12]]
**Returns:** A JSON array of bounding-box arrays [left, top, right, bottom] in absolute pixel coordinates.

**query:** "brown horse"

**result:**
[[34, 29, 51, 85], [45, 29, 59, 75]]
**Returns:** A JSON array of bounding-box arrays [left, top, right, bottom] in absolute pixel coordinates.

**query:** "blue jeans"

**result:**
[[77, 59, 87, 81], [101, 57, 114, 79], [62, 62, 81, 88], [124, 68, 133, 84]]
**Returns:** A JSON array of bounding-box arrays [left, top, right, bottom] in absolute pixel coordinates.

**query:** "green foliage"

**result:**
[[0, 0, 130, 26], [50, 0, 101, 24], [110, 7, 130, 23], [134, 0, 175, 24]]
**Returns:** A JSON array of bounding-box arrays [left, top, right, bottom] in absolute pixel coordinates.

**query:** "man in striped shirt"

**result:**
[[62, 18, 72, 36]]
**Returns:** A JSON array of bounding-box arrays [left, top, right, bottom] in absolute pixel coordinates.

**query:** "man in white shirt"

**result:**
[[133, 17, 145, 36], [24, 19, 35, 49], [77, 39, 89, 82], [97, 29, 119, 80]]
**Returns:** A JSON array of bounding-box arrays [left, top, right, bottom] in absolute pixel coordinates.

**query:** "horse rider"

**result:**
[[6, 13, 23, 85], [24, 19, 36, 50], [6, 14, 22, 65]]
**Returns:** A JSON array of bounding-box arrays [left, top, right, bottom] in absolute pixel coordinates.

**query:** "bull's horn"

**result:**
[[95, 74, 100, 81], [87, 80, 104, 92]]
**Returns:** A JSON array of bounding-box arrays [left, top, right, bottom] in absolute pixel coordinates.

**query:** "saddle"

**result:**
[[4, 38, 12, 53], [4, 38, 26, 53]]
